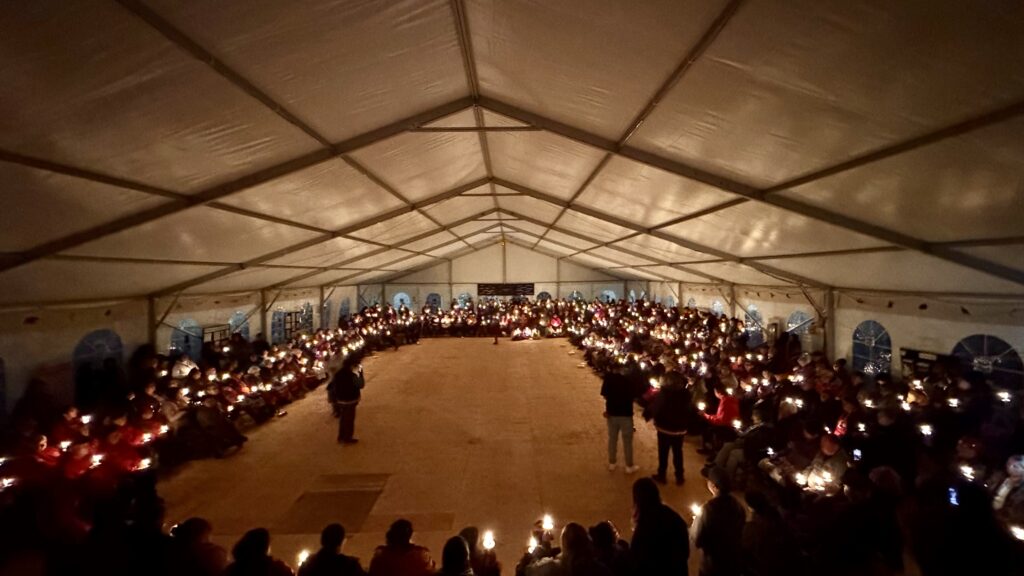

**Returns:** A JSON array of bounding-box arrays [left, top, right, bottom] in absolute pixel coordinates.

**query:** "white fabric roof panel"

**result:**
[[589, 247, 656, 267], [629, 1, 1024, 188], [683, 261, 794, 286], [645, 266, 716, 283], [496, 192, 564, 223], [0, 1, 320, 195], [218, 159, 404, 231], [421, 192, 496, 225], [0, 260, 224, 305], [952, 245, 1024, 274], [348, 130, 487, 203], [288, 269, 366, 289], [64, 206, 321, 263], [776, 118, 1024, 243], [535, 240, 576, 257], [575, 156, 740, 227], [616, 268, 665, 281], [348, 211, 439, 246], [567, 252, 622, 272], [184, 266, 319, 295], [481, 109, 530, 128], [0, 162, 168, 251], [610, 235, 714, 263], [344, 250, 416, 271], [658, 201, 888, 258], [448, 220, 499, 238], [146, 0, 469, 143], [427, 242, 470, 258], [265, 237, 380, 268], [468, 0, 731, 140], [543, 229, 596, 251], [758, 251, 1024, 294], [488, 130, 607, 199], [556, 211, 636, 245], [500, 219, 549, 237], [401, 231, 459, 254]]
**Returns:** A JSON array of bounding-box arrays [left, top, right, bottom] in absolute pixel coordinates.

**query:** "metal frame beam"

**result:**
[[531, 0, 746, 249], [481, 97, 1024, 287], [148, 179, 489, 296]]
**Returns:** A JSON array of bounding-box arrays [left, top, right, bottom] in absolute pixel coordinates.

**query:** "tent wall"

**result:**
[[0, 301, 148, 411], [156, 293, 260, 355]]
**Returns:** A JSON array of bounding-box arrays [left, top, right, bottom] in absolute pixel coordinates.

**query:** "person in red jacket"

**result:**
[[367, 519, 434, 576], [699, 386, 741, 456]]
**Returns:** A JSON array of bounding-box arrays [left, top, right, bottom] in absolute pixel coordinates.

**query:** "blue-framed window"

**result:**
[[536, 291, 552, 301], [425, 293, 442, 308], [170, 320, 202, 359], [600, 289, 617, 303], [852, 320, 892, 376], [711, 300, 725, 317], [229, 311, 251, 340], [393, 292, 412, 309], [952, 334, 1023, 389], [745, 304, 765, 348], [786, 310, 814, 336]]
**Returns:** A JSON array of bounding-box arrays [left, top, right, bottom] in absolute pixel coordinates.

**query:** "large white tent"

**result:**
[[1, 0, 1023, 403]]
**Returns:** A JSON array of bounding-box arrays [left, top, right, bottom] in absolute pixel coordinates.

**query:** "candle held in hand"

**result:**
[[482, 530, 496, 550]]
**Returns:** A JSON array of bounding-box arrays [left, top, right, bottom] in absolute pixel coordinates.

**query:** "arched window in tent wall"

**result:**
[[786, 310, 815, 336], [951, 334, 1024, 389], [711, 300, 725, 317], [425, 293, 442, 308], [536, 291, 552, 301], [321, 301, 332, 330], [852, 320, 892, 376], [229, 311, 250, 340], [392, 292, 412, 309], [628, 290, 637, 302], [339, 298, 351, 322], [299, 302, 314, 333], [744, 304, 765, 348], [271, 310, 286, 344], [665, 296, 677, 308], [456, 293, 473, 308], [686, 298, 697, 309], [170, 320, 202, 360], [567, 290, 585, 302], [600, 289, 617, 303]]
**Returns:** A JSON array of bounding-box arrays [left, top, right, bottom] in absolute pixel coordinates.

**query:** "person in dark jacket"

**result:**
[[693, 468, 745, 576], [299, 523, 365, 576], [602, 365, 638, 473], [645, 372, 694, 484], [589, 521, 634, 576], [334, 356, 365, 444], [224, 528, 294, 576], [630, 478, 689, 575], [437, 536, 474, 576]]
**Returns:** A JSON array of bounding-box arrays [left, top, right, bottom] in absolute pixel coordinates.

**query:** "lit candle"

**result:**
[[689, 502, 702, 517], [697, 401, 707, 411], [81, 415, 93, 425], [919, 424, 933, 436], [298, 549, 310, 565], [542, 514, 554, 531], [137, 458, 152, 471], [483, 530, 496, 550], [959, 465, 975, 481], [732, 419, 742, 430], [90, 454, 104, 468], [998, 391, 1011, 403], [1012, 526, 1024, 541], [948, 398, 960, 408], [528, 536, 538, 553], [59, 441, 71, 452]]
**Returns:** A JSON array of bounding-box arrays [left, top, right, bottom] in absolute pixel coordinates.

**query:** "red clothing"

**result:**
[[368, 544, 434, 576], [705, 395, 740, 426]]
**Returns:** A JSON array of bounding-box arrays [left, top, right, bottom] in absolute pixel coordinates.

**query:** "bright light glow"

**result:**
[[795, 473, 807, 486], [697, 401, 706, 411], [542, 514, 554, 531], [919, 424, 933, 436], [960, 465, 975, 481], [59, 441, 71, 451], [482, 530, 496, 550], [900, 401, 911, 412], [732, 419, 742, 430], [298, 550, 310, 565], [1, 478, 14, 490], [142, 433, 153, 444], [857, 423, 866, 432], [766, 447, 775, 457], [1011, 526, 1024, 541], [690, 503, 702, 517], [80, 415, 92, 425], [90, 454, 104, 468], [948, 398, 960, 408], [137, 458, 151, 471], [863, 399, 874, 409], [528, 536, 538, 554], [159, 425, 169, 435], [998, 391, 1011, 403]]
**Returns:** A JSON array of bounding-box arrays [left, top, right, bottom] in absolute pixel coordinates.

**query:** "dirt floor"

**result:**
[[160, 338, 709, 572]]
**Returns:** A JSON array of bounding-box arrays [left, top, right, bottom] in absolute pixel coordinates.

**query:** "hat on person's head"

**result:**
[[706, 466, 731, 493]]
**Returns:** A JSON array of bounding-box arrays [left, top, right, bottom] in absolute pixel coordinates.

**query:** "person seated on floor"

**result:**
[[707, 407, 775, 484], [698, 385, 740, 455], [588, 521, 634, 576], [368, 519, 434, 576], [224, 528, 293, 576], [169, 517, 228, 576], [299, 523, 365, 576], [517, 522, 611, 576], [459, 527, 501, 576], [797, 434, 849, 496], [436, 536, 473, 576]]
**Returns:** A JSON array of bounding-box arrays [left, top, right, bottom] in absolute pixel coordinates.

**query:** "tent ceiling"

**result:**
[[1, 0, 1022, 305]]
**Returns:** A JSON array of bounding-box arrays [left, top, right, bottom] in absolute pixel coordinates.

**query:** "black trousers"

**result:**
[[657, 432, 684, 480], [337, 403, 357, 441]]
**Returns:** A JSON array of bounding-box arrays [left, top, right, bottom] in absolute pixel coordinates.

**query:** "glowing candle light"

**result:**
[[528, 536, 538, 553], [159, 425, 169, 435], [690, 503, 702, 517], [863, 399, 874, 408], [483, 530, 496, 550], [795, 473, 807, 486], [81, 415, 93, 425], [1, 478, 14, 490], [919, 424, 933, 436], [998, 391, 1011, 403], [542, 514, 554, 531], [948, 398, 960, 408], [137, 458, 152, 471], [766, 447, 775, 457], [90, 454, 104, 468], [732, 419, 742, 430], [1012, 526, 1024, 541], [697, 401, 707, 411], [59, 441, 71, 452], [142, 433, 153, 444], [960, 465, 975, 481], [900, 401, 911, 412], [298, 550, 310, 565], [857, 423, 866, 433]]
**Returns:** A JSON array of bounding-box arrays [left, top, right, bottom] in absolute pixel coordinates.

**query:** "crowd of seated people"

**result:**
[[419, 298, 568, 340], [0, 305, 421, 574], [569, 298, 1024, 574], [3, 296, 1024, 574]]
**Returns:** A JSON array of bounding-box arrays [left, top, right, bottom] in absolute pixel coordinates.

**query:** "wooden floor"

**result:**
[[160, 338, 709, 571]]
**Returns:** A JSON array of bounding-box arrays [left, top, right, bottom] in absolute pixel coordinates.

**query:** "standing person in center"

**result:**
[[644, 372, 693, 485], [602, 364, 639, 473], [334, 354, 365, 444]]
